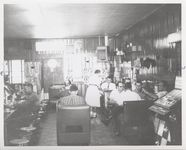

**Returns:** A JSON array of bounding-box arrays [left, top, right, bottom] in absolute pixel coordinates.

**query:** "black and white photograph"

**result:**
[[1, 1, 185, 149]]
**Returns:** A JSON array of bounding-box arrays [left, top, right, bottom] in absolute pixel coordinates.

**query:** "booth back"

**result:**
[[123, 100, 153, 125], [73, 82, 88, 97], [56, 103, 90, 145]]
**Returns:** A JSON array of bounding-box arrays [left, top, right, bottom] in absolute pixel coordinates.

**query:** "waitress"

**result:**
[[85, 69, 103, 118]]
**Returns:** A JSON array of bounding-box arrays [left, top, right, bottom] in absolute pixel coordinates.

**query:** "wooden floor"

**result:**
[[37, 107, 155, 146], [38, 110, 127, 146]]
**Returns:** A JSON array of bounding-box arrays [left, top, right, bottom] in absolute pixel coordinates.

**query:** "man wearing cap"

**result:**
[[59, 84, 86, 106]]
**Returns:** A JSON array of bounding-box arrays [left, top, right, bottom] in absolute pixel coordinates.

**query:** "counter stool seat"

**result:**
[[20, 126, 36, 132], [9, 138, 29, 146], [38, 110, 45, 114]]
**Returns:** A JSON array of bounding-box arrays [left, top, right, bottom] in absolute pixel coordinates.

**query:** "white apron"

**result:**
[[86, 74, 102, 107], [85, 85, 101, 107]]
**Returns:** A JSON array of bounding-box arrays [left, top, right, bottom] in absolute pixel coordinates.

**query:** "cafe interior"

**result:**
[[3, 3, 182, 147]]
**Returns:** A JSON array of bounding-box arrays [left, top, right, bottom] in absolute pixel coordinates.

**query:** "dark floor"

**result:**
[[37, 106, 155, 146], [38, 110, 125, 146]]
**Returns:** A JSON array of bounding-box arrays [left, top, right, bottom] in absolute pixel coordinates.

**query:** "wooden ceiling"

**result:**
[[4, 3, 162, 39]]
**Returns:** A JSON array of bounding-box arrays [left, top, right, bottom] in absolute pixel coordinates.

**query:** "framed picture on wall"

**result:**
[[96, 46, 108, 61]]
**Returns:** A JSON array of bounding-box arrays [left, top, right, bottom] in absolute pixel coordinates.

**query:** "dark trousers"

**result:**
[[109, 104, 123, 132]]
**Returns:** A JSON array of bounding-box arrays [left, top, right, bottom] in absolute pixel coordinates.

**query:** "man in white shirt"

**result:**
[[101, 76, 116, 91], [101, 76, 116, 107], [108, 81, 125, 135], [109, 81, 124, 105], [122, 82, 141, 101], [108, 81, 142, 135]]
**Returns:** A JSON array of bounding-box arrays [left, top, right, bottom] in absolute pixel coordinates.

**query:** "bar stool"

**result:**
[[20, 125, 38, 145], [9, 138, 29, 146], [20, 125, 36, 132]]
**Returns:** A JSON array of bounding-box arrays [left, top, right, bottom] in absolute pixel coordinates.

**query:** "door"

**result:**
[[43, 58, 64, 93]]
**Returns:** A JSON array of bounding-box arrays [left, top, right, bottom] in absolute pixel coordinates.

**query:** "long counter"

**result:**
[[4, 98, 48, 146]]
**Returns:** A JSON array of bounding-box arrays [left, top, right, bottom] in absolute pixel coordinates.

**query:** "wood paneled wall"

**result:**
[[120, 4, 181, 51], [4, 37, 106, 60], [115, 4, 181, 83]]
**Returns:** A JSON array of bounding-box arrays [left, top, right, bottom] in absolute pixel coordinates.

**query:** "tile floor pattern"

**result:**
[[38, 110, 129, 146]]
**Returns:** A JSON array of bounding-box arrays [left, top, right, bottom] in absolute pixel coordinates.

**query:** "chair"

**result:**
[[56, 103, 90, 145], [73, 81, 88, 97], [122, 100, 155, 144]]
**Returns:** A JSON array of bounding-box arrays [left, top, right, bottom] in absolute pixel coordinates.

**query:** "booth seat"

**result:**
[[122, 100, 152, 125], [56, 102, 90, 145], [121, 100, 155, 144]]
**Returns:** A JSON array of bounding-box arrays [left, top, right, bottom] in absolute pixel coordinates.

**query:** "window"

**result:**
[[4, 60, 25, 84]]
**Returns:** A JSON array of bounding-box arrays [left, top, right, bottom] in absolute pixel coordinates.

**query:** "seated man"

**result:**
[[156, 81, 168, 98], [59, 84, 86, 106], [11, 83, 40, 127], [14, 82, 40, 113], [122, 81, 141, 101], [109, 81, 142, 135], [107, 81, 125, 135], [101, 76, 116, 91]]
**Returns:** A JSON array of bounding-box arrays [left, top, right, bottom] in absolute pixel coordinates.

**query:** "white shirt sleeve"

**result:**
[[121, 90, 141, 101], [135, 93, 142, 101], [110, 83, 116, 90]]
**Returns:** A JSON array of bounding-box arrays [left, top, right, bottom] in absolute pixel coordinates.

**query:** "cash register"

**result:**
[[149, 76, 181, 145], [149, 76, 181, 115]]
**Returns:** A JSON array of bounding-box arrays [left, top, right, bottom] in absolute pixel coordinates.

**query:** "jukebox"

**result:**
[[149, 76, 181, 145]]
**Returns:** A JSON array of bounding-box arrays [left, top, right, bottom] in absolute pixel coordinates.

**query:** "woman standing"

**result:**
[[85, 69, 103, 118]]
